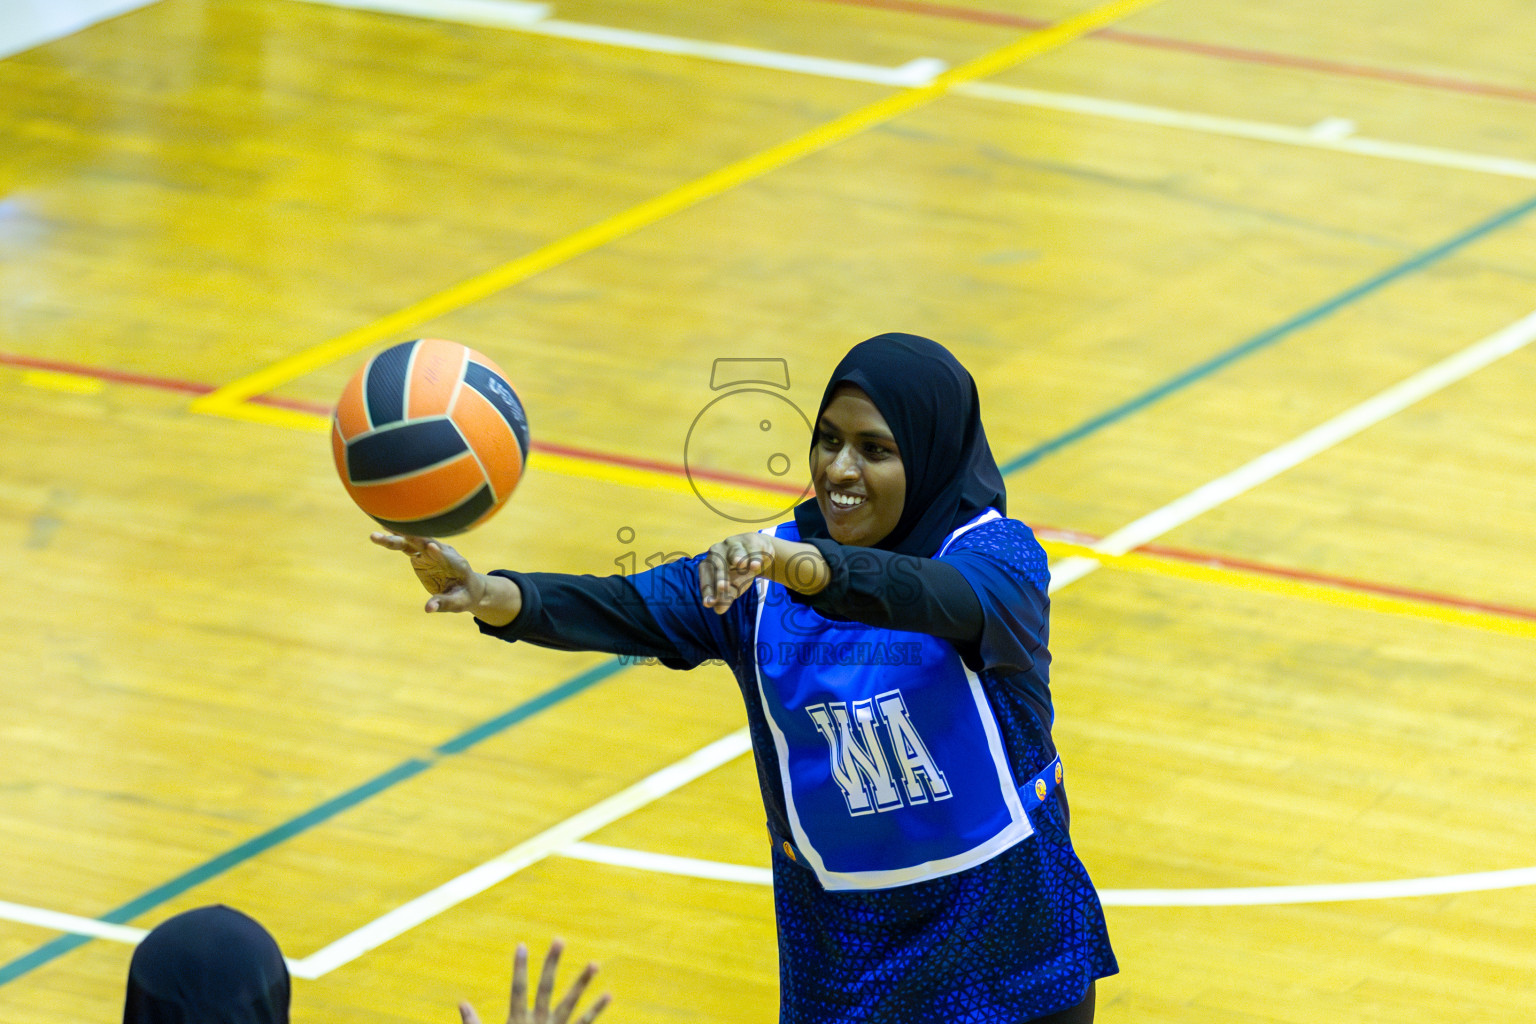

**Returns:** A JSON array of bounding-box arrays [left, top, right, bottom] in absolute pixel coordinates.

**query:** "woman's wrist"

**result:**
[[473, 572, 524, 627], [772, 538, 830, 595]]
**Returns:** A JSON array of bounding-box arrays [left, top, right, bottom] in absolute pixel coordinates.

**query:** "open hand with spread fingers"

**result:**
[[458, 940, 610, 1024]]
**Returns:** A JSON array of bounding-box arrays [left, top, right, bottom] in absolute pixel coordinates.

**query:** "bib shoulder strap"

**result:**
[[935, 508, 1003, 556], [768, 520, 801, 543]]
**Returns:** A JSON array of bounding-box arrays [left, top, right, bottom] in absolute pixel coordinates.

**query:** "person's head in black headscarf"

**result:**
[[124, 905, 290, 1024], [795, 333, 1005, 556]]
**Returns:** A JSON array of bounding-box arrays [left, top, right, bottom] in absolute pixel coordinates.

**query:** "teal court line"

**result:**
[[4, 189, 1535, 987], [1000, 190, 1536, 474], [0, 658, 628, 986]]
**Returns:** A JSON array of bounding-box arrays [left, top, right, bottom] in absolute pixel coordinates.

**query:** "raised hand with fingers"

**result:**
[[459, 940, 610, 1024]]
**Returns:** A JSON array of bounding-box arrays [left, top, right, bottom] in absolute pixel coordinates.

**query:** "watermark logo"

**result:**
[[612, 526, 691, 577], [683, 357, 813, 524]]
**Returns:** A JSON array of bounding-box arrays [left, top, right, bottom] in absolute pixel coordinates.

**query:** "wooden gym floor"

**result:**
[[2, 1, 1535, 1021]]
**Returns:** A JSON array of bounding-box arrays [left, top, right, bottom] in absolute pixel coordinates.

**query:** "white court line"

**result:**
[[287, 0, 1536, 181], [0, 900, 149, 945], [509, 19, 946, 87], [285, 0, 948, 86], [552, 845, 1536, 907], [1046, 305, 1536, 593], [14, 854, 1536, 964], [284, 0, 551, 28], [287, 728, 752, 978], [0, 899, 319, 978], [1099, 866, 1536, 906], [562, 841, 774, 886], [954, 82, 1536, 181]]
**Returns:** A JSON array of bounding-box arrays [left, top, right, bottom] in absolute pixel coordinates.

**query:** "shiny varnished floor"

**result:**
[[2, 1, 1535, 1021]]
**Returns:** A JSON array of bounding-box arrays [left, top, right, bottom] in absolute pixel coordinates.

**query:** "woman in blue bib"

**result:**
[[375, 334, 1117, 1023]]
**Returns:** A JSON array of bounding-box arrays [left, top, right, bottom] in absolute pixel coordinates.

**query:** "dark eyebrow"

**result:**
[[816, 416, 896, 444]]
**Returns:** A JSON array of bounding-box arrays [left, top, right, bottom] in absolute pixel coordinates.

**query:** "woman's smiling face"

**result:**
[[810, 384, 906, 547]]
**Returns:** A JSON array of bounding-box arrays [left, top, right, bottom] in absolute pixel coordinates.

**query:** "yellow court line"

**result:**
[[1039, 540, 1536, 639], [22, 369, 106, 395], [229, 404, 334, 433], [530, 451, 790, 511], [188, 0, 1167, 422], [177, 391, 1533, 635], [274, 400, 789, 509]]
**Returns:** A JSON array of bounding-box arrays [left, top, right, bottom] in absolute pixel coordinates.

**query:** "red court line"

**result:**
[[804, 0, 1536, 104], [534, 438, 809, 494], [4, 351, 215, 396], [1142, 543, 1536, 622], [10, 348, 1536, 624], [1, 352, 319, 411], [1035, 527, 1536, 622], [0, 350, 805, 494]]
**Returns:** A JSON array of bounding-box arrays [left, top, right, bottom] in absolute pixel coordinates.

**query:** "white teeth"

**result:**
[[830, 493, 865, 508]]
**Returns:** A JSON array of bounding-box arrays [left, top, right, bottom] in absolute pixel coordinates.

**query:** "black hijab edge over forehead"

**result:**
[[124, 905, 291, 1024], [795, 333, 1005, 557]]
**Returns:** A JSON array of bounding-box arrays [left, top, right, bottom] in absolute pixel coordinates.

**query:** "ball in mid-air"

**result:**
[[332, 338, 529, 536]]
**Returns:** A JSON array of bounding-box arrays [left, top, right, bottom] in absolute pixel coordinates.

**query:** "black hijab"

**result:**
[[794, 333, 1006, 557], [124, 906, 290, 1024]]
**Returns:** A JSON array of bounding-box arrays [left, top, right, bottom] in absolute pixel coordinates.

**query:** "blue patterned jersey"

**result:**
[[622, 516, 1117, 1022]]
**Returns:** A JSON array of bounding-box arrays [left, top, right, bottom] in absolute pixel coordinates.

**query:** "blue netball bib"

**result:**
[[753, 511, 1034, 890]]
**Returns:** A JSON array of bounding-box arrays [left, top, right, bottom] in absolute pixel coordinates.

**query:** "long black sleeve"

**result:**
[[474, 541, 997, 670], [795, 538, 984, 645], [474, 570, 694, 666]]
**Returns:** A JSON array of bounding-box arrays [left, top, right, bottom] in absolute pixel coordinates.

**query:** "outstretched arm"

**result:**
[[371, 533, 741, 668]]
